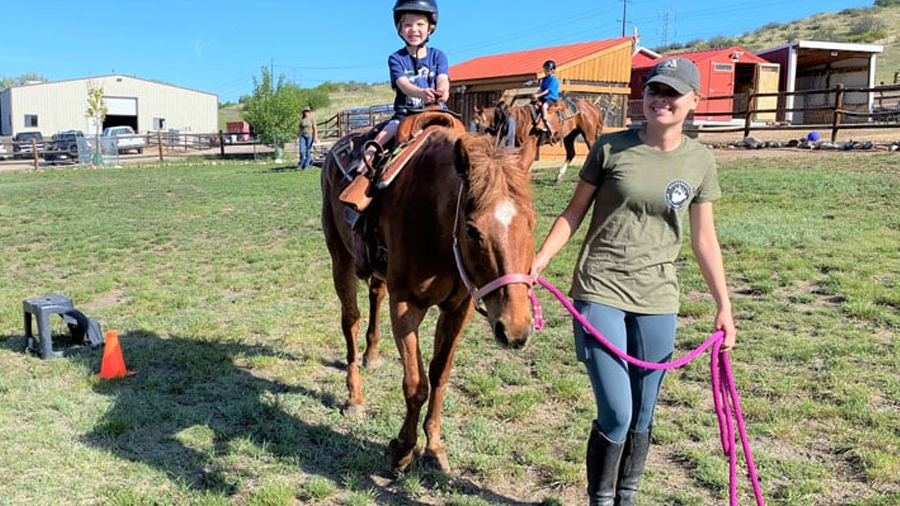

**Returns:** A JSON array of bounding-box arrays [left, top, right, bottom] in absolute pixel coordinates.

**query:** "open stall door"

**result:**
[[753, 64, 780, 122]]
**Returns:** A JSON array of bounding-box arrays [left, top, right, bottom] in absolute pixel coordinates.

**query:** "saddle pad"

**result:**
[[556, 98, 579, 121]]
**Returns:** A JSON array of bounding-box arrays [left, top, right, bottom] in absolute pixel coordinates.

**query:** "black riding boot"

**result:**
[[614, 429, 651, 506], [587, 421, 624, 506]]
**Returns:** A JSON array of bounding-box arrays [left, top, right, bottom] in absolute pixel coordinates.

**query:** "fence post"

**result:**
[[31, 139, 39, 170], [157, 130, 164, 162], [743, 90, 755, 139], [831, 84, 844, 142], [219, 130, 225, 158]]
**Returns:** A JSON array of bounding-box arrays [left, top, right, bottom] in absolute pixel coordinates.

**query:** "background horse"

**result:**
[[551, 98, 604, 183], [474, 98, 604, 183], [321, 124, 537, 473]]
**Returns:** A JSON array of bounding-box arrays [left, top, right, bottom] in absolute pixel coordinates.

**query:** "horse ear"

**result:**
[[453, 137, 471, 179]]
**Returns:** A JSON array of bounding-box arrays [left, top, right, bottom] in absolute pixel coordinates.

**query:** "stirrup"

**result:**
[[360, 140, 387, 174]]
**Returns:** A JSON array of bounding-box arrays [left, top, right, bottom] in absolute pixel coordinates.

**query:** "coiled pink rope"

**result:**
[[533, 276, 765, 506]]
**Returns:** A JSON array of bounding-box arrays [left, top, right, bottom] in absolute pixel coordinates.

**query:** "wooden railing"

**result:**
[[627, 83, 900, 141]]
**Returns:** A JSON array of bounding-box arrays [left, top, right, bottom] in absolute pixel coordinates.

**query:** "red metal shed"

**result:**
[[631, 46, 780, 123]]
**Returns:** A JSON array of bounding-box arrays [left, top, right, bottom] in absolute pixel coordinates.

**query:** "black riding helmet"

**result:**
[[543, 60, 556, 71], [393, 0, 439, 29]]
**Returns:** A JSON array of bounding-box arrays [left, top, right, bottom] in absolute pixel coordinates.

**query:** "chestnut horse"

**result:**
[[474, 98, 604, 182], [321, 117, 537, 473]]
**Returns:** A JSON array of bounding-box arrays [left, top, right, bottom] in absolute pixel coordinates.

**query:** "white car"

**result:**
[[101, 126, 145, 154], [0, 143, 8, 160]]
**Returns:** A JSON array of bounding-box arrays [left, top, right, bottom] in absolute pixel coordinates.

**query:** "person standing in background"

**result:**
[[297, 107, 318, 170]]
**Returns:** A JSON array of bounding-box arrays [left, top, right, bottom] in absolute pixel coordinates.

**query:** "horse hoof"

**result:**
[[342, 403, 366, 417], [422, 449, 452, 473], [363, 355, 382, 369], [385, 438, 416, 473]]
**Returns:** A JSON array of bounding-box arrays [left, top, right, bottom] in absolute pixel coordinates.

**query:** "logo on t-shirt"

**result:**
[[665, 180, 692, 210], [404, 67, 433, 108]]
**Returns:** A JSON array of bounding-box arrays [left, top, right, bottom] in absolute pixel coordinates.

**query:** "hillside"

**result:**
[[661, 4, 900, 84], [218, 83, 393, 132]]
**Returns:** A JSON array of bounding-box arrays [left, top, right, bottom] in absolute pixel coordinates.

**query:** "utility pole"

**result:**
[[658, 8, 674, 48], [621, 0, 628, 37]]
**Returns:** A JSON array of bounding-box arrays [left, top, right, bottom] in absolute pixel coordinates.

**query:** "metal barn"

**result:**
[[630, 46, 781, 124], [0, 74, 217, 138], [756, 40, 883, 124]]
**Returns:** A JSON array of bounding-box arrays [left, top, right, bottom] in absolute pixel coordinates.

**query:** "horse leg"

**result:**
[[322, 179, 370, 417], [556, 132, 577, 183], [420, 302, 474, 473], [386, 299, 429, 473], [331, 256, 367, 417], [362, 277, 386, 369]]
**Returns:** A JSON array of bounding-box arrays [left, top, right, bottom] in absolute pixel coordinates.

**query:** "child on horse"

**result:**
[[339, 0, 450, 213], [532, 59, 559, 138]]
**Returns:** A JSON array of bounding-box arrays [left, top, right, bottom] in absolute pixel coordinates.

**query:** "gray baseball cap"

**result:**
[[645, 57, 701, 95]]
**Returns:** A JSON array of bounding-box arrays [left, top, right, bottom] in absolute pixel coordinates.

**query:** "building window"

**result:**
[[25, 115, 39, 127], [153, 117, 166, 130], [713, 63, 733, 72]]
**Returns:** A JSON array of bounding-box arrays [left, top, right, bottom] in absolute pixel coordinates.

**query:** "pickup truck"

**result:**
[[102, 126, 145, 154], [13, 131, 45, 158], [45, 130, 90, 161]]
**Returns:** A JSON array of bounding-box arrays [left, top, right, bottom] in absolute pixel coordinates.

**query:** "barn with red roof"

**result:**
[[449, 37, 636, 131], [630, 46, 780, 123]]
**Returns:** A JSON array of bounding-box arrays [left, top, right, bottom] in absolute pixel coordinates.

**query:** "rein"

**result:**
[[451, 182, 535, 317], [534, 276, 766, 506]]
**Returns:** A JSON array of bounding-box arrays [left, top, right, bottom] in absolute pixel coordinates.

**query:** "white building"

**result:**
[[756, 40, 883, 124], [0, 74, 217, 137]]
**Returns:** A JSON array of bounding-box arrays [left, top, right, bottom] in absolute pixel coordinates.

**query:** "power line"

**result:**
[[658, 8, 675, 48]]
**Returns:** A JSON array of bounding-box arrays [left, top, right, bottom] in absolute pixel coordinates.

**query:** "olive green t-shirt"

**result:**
[[571, 128, 721, 314], [299, 117, 316, 138]]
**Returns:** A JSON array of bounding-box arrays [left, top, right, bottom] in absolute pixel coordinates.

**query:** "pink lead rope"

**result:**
[[533, 276, 765, 506]]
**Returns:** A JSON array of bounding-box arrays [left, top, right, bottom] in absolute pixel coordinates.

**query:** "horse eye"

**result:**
[[466, 224, 482, 242]]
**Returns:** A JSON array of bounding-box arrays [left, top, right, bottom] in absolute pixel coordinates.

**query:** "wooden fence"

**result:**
[[628, 83, 900, 142]]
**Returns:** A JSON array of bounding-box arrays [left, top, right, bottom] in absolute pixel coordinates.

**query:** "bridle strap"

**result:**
[[451, 182, 533, 316]]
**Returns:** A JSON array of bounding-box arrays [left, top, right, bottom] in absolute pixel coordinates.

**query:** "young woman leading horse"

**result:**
[[321, 121, 538, 473]]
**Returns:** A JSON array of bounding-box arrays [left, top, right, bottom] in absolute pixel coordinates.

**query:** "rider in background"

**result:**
[[532, 60, 559, 138], [495, 100, 516, 147], [339, 0, 449, 213]]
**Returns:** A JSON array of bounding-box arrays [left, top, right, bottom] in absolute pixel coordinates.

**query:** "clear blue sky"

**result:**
[[2, 0, 873, 103]]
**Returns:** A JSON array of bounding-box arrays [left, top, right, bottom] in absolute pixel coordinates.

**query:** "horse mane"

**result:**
[[460, 133, 534, 216]]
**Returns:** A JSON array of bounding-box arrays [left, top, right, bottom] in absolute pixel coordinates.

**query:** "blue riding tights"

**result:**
[[573, 300, 676, 442]]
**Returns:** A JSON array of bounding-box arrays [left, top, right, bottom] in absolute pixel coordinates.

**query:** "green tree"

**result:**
[[0, 72, 48, 90], [240, 67, 330, 148], [85, 81, 108, 165]]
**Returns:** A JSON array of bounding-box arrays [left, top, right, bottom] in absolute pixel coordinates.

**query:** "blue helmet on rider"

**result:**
[[543, 60, 556, 71], [393, 0, 439, 30]]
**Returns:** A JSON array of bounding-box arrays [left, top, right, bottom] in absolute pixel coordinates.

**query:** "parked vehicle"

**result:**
[[45, 130, 90, 161], [13, 131, 45, 158], [101, 126, 145, 154], [0, 142, 9, 160]]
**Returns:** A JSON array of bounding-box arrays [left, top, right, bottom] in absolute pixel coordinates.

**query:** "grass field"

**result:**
[[0, 151, 898, 505]]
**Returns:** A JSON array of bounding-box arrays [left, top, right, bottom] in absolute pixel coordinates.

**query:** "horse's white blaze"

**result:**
[[493, 199, 517, 239]]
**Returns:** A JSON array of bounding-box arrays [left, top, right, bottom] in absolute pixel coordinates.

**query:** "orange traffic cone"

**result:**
[[98, 330, 131, 378]]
